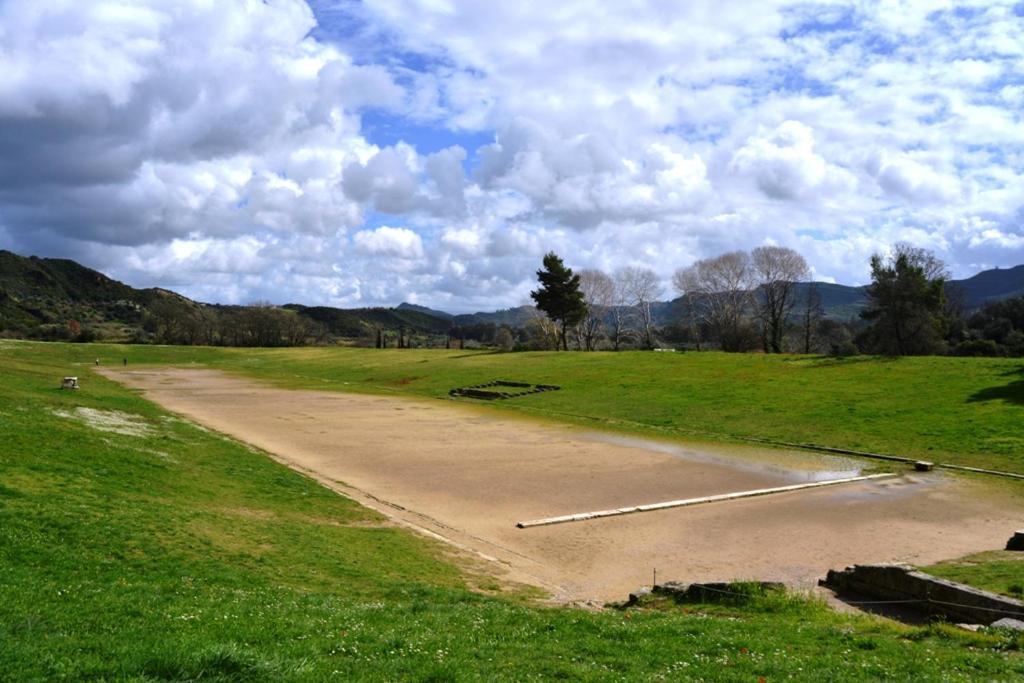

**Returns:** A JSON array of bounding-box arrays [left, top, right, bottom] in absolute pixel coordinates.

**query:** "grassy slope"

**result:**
[[2, 342, 1024, 680], [925, 551, 1024, 600], [59, 342, 1024, 472]]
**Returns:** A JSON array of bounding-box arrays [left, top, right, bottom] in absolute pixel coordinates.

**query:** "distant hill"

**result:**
[[451, 305, 540, 329], [396, 302, 454, 321], [0, 250, 454, 341], [953, 264, 1024, 307], [3, 248, 1024, 342], [0, 250, 192, 339], [285, 303, 452, 337]]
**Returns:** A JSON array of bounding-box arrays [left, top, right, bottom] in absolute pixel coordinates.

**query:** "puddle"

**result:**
[[584, 433, 863, 482]]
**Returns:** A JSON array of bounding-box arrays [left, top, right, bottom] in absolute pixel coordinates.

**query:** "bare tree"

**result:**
[[671, 266, 703, 351], [609, 271, 633, 351], [494, 327, 515, 351], [751, 246, 811, 353], [617, 266, 662, 349], [524, 308, 560, 350], [677, 251, 755, 352], [576, 269, 614, 351], [800, 282, 823, 354]]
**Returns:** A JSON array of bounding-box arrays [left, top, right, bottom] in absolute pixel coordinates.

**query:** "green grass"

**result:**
[[925, 551, 1024, 600], [3, 340, 1024, 680], [22, 340, 1024, 472]]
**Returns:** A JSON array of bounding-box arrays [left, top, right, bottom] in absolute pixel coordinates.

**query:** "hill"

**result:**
[[0, 250, 454, 342], [285, 303, 452, 338], [0, 249, 193, 340], [3, 249, 1024, 342], [954, 264, 1024, 307], [396, 301, 454, 320]]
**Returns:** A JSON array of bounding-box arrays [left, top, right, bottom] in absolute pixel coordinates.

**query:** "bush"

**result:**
[[953, 338, 1001, 357], [30, 323, 72, 341], [829, 340, 859, 357], [494, 328, 515, 352], [1005, 330, 1024, 357], [72, 326, 97, 343]]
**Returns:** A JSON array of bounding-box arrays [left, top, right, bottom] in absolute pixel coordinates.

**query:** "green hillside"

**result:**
[[0, 250, 190, 340], [0, 251, 455, 343]]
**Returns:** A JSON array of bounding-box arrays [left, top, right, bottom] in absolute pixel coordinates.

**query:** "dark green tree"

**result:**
[[860, 244, 948, 356], [530, 252, 587, 351]]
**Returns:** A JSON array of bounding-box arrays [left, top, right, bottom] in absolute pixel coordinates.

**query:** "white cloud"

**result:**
[[2, 0, 1024, 310], [867, 151, 962, 204], [352, 225, 424, 259], [730, 121, 855, 201]]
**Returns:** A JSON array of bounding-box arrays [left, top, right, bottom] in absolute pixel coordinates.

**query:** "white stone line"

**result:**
[[516, 473, 897, 529]]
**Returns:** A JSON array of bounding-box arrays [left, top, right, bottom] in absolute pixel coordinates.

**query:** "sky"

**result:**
[[0, 0, 1022, 312]]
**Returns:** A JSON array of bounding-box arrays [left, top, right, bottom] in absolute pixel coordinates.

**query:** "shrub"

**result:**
[[829, 340, 859, 357], [953, 339, 1001, 357]]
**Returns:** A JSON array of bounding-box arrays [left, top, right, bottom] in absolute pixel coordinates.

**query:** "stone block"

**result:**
[[990, 618, 1024, 631]]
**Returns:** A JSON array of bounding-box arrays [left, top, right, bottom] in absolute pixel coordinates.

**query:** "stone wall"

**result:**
[[823, 564, 1024, 625]]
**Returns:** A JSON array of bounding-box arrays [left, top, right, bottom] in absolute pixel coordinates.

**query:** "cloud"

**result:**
[[867, 152, 963, 204], [474, 120, 710, 227], [352, 225, 424, 259], [730, 121, 855, 200], [2, 0, 1024, 311], [0, 0, 388, 243], [342, 143, 468, 218]]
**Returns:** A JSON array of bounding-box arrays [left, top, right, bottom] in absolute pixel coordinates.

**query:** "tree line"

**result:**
[[529, 245, 1024, 357], [530, 247, 820, 353], [143, 300, 324, 347], [29, 245, 1022, 357]]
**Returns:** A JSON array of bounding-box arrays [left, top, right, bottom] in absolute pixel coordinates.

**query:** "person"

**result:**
[[123, 358, 127, 367], [95, 358, 99, 366]]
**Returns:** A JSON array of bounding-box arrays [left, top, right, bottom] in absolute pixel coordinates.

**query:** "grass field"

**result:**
[[3, 340, 1024, 680], [28, 340, 1024, 472], [926, 551, 1024, 600]]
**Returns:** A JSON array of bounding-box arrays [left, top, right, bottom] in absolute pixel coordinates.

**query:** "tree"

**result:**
[[617, 266, 662, 349], [860, 243, 948, 356], [530, 252, 588, 351], [800, 283, 823, 354], [576, 269, 614, 351], [609, 270, 633, 351], [675, 251, 756, 352], [494, 327, 515, 351], [751, 246, 811, 353], [671, 266, 704, 350], [524, 308, 561, 350]]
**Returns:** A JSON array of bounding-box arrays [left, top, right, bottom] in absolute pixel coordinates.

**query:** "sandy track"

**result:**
[[104, 367, 1024, 602]]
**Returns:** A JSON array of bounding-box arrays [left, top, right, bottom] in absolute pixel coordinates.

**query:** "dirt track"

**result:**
[[105, 368, 1024, 602]]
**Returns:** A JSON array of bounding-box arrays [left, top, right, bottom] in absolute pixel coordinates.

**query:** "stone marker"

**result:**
[[61, 377, 79, 390], [914, 461, 934, 472], [1006, 530, 1024, 551]]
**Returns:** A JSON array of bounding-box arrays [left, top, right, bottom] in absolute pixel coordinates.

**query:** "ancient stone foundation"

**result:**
[[822, 564, 1024, 625]]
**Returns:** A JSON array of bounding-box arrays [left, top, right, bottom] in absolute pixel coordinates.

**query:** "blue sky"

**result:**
[[0, 0, 1022, 311]]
